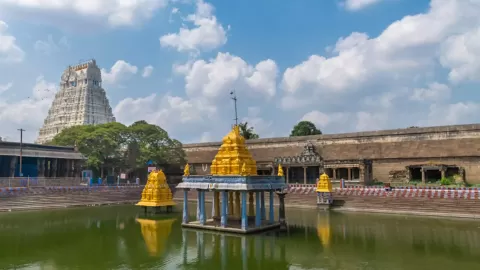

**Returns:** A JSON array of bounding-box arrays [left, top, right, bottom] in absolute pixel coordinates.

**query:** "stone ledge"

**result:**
[[183, 123, 480, 148]]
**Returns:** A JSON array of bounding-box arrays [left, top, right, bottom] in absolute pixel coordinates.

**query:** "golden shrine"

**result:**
[[177, 125, 287, 234], [316, 173, 333, 207], [136, 169, 175, 210], [210, 125, 257, 176], [316, 173, 332, 193], [136, 218, 176, 256]]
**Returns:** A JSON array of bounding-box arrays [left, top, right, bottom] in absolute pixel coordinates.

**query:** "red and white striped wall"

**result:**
[[285, 184, 480, 199]]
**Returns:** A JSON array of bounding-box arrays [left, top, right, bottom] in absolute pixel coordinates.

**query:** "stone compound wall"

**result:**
[[184, 124, 480, 184], [173, 184, 480, 218]]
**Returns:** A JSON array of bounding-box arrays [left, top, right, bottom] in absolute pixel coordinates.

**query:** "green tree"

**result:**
[[50, 121, 186, 177], [238, 122, 259, 139], [51, 122, 128, 176], [290, 121, 322, 137]]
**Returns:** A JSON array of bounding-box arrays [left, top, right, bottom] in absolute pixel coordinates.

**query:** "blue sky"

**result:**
[[1, 0, 480, 143]]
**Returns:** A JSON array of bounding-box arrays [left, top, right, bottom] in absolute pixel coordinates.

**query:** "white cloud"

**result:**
[[113, 93, 217, 137], [342, 0, 383, 11], [160, 0, 228, 53], [301, 111, 349, 129], [0, 82, 13, 93], [142, 65, 154, 78], [34, 35, 69, 55], [280, 0, 480, 132], [426, 102, 480, 126], [0, 20, 25, 62], [241, 107, 274, 138], [101, 60, 138, 85], [440, 27, 480, 83], [0, 0, 169, 27], [175, 52, 278, 99], [0, 76, 57, 142], [410, 82, 451, 102]]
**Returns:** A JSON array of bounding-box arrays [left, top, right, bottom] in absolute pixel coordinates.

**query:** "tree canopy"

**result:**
[[49, 121, 186, 176], [238, 122, 259, 140], [290, 121, 322, 137]]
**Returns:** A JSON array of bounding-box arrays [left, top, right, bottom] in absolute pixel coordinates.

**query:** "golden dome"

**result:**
[[210, 125, 257, 176], [316, 173, 332, 193]]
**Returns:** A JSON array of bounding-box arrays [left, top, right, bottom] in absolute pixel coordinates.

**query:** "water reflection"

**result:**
[[0, 206, 480, 269], [136, 218, 176, 257], [180, 229, 288, 270]]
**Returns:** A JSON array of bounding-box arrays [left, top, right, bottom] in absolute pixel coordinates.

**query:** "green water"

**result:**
[[1, 205, 480, 270]]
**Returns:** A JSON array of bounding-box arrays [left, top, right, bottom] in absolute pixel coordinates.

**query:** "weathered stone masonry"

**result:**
[[183, 124, 480, 185]]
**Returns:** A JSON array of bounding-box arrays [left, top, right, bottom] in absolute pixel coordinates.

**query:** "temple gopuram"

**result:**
[[182, 124, 480, 185], [177, 125, 287, 234]]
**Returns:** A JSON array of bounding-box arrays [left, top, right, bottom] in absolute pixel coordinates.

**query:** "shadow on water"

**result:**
[[0, 205, 480, 269]]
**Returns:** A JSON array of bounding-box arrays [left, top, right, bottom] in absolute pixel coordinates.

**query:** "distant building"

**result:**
[[0, 141, 84, 178], [183, 124, 480, 185], [36, 59, 115, 144]]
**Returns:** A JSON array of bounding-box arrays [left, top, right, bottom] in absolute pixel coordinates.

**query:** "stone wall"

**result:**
[[183, 124, 480, 183]]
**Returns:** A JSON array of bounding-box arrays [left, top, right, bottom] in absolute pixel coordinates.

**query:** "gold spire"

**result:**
[[183, 164, 190, 176], [136, 170, 176, 207], [277, 164, 284, 176], [316, 173, 332, 193], [210, 125, 257, 176]]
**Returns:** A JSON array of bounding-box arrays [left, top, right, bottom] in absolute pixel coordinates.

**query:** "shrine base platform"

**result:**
[[182, 219, 281, 234]]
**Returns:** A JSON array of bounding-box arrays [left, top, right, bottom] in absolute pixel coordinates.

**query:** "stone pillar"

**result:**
[[221, 191, 228, 227], [286, 167, 290, 183], [234, 191, 241, 218], [10, 156, 17, 177], [421, 167, 426, 184], [183, 189, 189, 224], [441, 167, 446, 179], [303, 166, 307, 184], [52, 159, 58, 178], [248, 191, 254, 216], [228, 192, 234, 215], [199, 191, 206, 225], [359, 165, 365, 184], [241, 191, 248, 230], [333, 168, 337, 180], [66, 159, 72, 177], [213, 191, 220, 218], [348, 168, 352, 180], [255, 192, 262, 227], [37, 158, 43, 178], [269, 190, 274, 224], [260, 192, 265, 220]]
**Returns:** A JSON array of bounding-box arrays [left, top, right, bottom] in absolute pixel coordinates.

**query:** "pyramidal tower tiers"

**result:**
[[36, 60, 115, 144]]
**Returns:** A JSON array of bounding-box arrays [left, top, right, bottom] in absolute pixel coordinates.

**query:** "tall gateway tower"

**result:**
[[36, 59, 116, 144]]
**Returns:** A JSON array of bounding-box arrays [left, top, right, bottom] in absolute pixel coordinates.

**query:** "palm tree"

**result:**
[[238, 122, 259, 140]]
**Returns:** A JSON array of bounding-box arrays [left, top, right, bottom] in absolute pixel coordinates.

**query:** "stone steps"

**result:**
[[0, 188, 143, 211]]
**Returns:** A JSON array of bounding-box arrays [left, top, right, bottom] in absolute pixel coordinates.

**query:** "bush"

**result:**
[[440, 177, 452, 186]]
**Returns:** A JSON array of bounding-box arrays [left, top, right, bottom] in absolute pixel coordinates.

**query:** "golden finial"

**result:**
[[183, 164, 190, 176], [277, 164, 284, 176]]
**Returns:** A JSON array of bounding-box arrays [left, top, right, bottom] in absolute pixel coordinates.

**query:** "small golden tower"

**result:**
[[316, 173, 332, 193], [136, 218, 176, 256], [277, 164, 284, 176], [184, 164, 190, 176], [136, 169, 176, 207], [210, 125, 257, 176]]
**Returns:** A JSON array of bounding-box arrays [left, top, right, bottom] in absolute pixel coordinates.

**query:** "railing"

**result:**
[[0, 177, 143, 188]]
